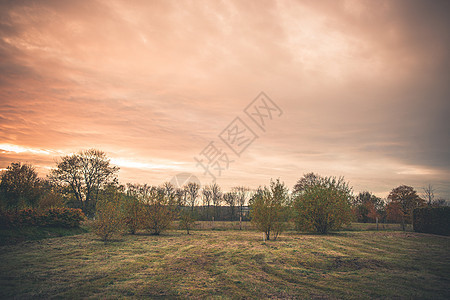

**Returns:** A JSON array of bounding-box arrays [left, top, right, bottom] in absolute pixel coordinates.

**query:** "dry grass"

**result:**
[[0, 226, 449, 299]]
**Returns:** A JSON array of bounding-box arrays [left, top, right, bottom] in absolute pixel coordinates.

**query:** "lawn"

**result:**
[[0, 226, 449, 299]]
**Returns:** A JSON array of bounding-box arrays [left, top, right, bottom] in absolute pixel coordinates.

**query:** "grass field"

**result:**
[[0, 225, 449, 299]]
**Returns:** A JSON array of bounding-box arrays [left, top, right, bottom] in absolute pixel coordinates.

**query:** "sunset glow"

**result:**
[[0, 0, 449, 199]]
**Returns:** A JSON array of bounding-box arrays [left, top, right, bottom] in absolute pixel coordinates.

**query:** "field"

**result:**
[[0, 224, 449, 299]]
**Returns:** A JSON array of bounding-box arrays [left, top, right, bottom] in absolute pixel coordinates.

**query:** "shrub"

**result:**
[[413, 207, 450, 236], [249, 179, 290, 241], [179, 209, 197, 234], [92, 189, 126, 242], [0, 208, 85, 228], [122, 195, 145, 234], [39, 208, 85, 228], [141, 187, 177, 235], [294, 176, 353, 234]]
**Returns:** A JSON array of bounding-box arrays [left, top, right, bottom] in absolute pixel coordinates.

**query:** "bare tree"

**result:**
[[422, 184, 435, 207], [49, 149, 119, 216], [202, 186, 212, 220], [184, 182, 200, 211], [232, 186, 250, 228], [223, 191, 237, 221], [209, 183, 222, 221]]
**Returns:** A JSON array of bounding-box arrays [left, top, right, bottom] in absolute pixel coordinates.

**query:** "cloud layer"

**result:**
[[0, 0, 449, 199]]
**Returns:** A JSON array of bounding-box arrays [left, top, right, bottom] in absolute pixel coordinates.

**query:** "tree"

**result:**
[[422, 184, 435, 207], [0, 162, 42, 210], [386, 201, 403, 223], [92, 184, 126, 242], [202, 186, 212, 220], [175, 187, 187, 207], [209, 183, 222, 220], [232, 186, 250, 228], [387, 185, 425, 230], [292, 172, 320, 195], [141, 185, 177, 235], [294, 175, 353, 234], [223, 191, 237, 221], [49, 149, 119, 216], [249, 179, 290, 241], [184, 182, 200, 211], [123, 183, 146, 234], [37, 179, 67, 210], [353, 191, 383, 223]]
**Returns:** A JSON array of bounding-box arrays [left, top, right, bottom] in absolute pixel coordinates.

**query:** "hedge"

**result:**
[[0, 208, 85, 229], [413, 207, 450, 236]]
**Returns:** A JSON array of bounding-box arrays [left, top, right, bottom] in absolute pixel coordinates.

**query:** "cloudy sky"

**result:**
[[0, 0, 449, 199]]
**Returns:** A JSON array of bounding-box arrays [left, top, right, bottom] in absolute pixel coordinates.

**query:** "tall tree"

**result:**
[[202, 186, 212, 220], [233, 186, 250, 223], [184, 182, 200, 211], [353, 191, 383, 223], [49, 149, 119, 216], [422, 184, 435, 207], [209, 183, 222, 220], [0, 162, 41, 210], [387, 185, 425, 230], [223, 191, 237, 221]]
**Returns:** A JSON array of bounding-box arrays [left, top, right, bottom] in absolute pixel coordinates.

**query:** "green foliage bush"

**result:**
[[249, 179, 290, 241], [413, 207, 450, 236], [0, 208, 85, 229], [294, 176, 353, 234]]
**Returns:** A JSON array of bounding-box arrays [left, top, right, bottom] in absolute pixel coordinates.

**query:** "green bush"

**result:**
[[413, 207, 450, 236]]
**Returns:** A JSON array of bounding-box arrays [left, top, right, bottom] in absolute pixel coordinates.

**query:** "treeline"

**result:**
[[0, 149, 447, 239]]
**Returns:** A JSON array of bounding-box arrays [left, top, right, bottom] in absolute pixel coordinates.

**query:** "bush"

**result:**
[[122, 195, 145, 234], [39, 208, 85, 228], [0, 208, 85, 229], [92, 189, 126, 242], [413, 207, 450, 236], [294, 176, 353, 234], [249, 179, 290, 241], [179, 209, 197, 234], [141, 187, 177, 235]]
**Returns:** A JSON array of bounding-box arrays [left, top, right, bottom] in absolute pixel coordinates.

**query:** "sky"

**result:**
[[0, 0, 449, 200]]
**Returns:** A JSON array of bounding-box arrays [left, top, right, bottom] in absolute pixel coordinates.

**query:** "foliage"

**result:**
[[0, 162, 42, 210], [413, 206, 450, 236], [387, 185, 425, 230], [122, 193, 144, 235], [37, 179, 67, 210], [141, 185, 177, 235], [49, 149, 119, 217], [0, 208, 85, 229], [353, 191, 383, 223], [294, 175, 353, 234], [386, 201, 403, 223], [292, 172, 320, 196], [249, 179, 290, 240], [91, 185, 125, 241]]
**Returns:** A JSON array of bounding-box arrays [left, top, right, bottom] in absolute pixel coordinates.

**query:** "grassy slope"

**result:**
[[0, 229, 449, 299], [0, 226, 89, 246]]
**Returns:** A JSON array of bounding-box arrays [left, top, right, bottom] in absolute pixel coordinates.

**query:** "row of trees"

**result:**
[[0, 149, 447, 239]]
